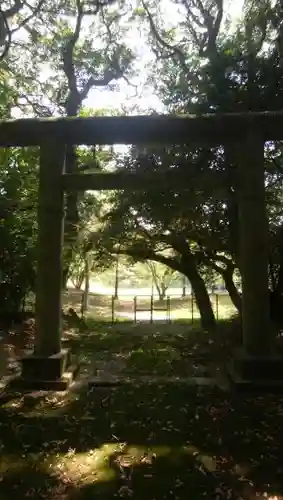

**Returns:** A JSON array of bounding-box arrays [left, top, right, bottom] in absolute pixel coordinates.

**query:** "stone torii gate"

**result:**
[[0, 111, 280, 390]]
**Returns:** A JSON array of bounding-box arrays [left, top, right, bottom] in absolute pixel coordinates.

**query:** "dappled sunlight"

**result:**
[[0, 390, 80, 416], [53, 443, 122, 486], [51, 442, 221, 488], [1, 380, 283, 498], [1, 320, 283, 498], [1, 439, 283, 499], [53, 441, 268, 486], [59, 317, 229, 381]]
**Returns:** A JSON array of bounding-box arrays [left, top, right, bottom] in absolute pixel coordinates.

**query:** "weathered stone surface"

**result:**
[[21, 348, 71, 381], [233, 348, 283, 380]]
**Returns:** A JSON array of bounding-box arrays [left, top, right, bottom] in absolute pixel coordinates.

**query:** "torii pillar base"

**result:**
[[229, 348, 283, 392], [9, 349, 79, 392]]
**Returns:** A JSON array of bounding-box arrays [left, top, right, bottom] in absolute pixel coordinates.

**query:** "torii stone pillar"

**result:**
[[35, 141, 65, 356], [237, 130, 270, 356], [233, 129, 283, 383], [20, 141, 74, 390]]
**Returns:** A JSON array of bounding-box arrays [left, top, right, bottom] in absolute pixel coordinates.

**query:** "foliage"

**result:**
[[94, 0, 283, 328], [0, 0, 135, 304], [1, 0, 283, 324], [3, 0, 136, 117], [0, 1, 46, 62], [1, 0, 138, 294], [0, 146, 38, 314], [142, 261, 177, 299]]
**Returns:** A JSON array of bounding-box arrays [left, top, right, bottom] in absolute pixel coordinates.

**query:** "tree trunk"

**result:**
[[114, 257, 119, 299], [182, 274, 186, 297], [76, 270, 85, 290], [81, 257, 90, 317], [65, 144, 79, 238], [183, 259, 216, 330], [155, 282, 162, 300], [221, 268, 242, 313], [158, 286, 166, 301], [125, 247, 215, 330], [62, 266, 69, 290], [275, 249, 283, 296], [269, 257, 277, 293], [160, 283, 167, 300], [64, 90, 81, 261]]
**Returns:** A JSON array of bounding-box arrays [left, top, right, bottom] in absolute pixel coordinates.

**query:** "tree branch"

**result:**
[[124, 246, 183, 274], [194, 248, 236, 273], [141, 0, 199, 83], [17, 94, 53, 117], [0, 8, 11, 61], [208, 0, 223, 54], [62, 0, 84, 114], [180, 0, 223, 57], [0, 0, 45, 61], [79, 71, 117, 101], [63, 0, 129, 111], [11, 0, 45, 36]]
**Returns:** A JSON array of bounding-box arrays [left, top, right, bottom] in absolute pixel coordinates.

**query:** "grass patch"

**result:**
[[63, 320, 226, 378]]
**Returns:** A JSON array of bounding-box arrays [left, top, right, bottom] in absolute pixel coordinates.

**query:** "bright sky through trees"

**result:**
[[9, 0, 245, 118], [85, 0, 245, 113]]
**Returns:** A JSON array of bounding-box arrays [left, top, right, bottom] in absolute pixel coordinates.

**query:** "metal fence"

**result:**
[[61, 290, 237, 323]]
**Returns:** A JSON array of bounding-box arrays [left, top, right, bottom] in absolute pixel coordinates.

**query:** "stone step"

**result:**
[[88, 375, 216, 388]]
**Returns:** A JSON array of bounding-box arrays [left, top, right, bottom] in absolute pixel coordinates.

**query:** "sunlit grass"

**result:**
[[61, 290, 237, 323]]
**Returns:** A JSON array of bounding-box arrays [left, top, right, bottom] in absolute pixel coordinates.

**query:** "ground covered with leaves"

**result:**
[[1, 318, 283, 499], [64, 319, 237, 381], [0, 383, 283, 500]]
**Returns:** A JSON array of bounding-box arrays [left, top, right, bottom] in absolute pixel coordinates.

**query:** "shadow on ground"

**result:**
[[1, 381, 283, 499], [1, 316, 283, 498], [61, 316, 241, 379]]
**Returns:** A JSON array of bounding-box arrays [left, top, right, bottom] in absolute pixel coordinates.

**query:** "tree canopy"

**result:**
[[1, 0, 283, 328]]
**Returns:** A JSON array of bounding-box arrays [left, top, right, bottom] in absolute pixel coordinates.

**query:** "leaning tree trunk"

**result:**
[[221, 268, 242, 313], [159, 283, 167, 301], [183, 258, 216, 330], [155, 281, 166, 300], [127, 247, 215, 330]]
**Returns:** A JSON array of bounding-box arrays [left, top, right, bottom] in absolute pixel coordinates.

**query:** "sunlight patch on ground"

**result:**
[[0, 391, 79, 416], [1, 446, 282, 499], [51, 443, 226, 487], [54, 443, 128, 485], [50, 443, 261, 490]]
